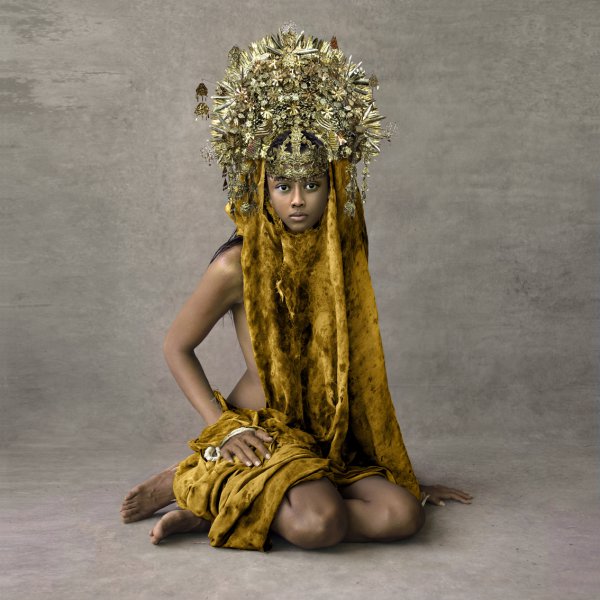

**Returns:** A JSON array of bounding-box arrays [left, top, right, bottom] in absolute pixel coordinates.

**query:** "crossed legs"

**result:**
[[122, 469, 424, 548], [271, 476, 425, 548]]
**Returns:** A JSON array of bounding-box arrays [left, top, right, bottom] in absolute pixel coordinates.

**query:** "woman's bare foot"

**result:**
[[120, 465, 177, 523], [149, 509, 210, 545]]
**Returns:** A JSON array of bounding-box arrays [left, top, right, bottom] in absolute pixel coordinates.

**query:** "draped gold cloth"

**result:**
[[173, 160, 420, 550]]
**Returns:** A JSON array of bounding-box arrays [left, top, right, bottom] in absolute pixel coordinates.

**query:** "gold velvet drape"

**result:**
[[173, 159, 419, 550]]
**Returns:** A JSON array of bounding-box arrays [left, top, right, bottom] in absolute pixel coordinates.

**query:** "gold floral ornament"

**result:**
[[195, 102, 210, 119], [266, 128, 329, 181], [196, 82, 208, 100], [199, 141, 217, 166], [228, 46, 242, 68], [200, 24, 393, 215], [195, 82, 210, 119]]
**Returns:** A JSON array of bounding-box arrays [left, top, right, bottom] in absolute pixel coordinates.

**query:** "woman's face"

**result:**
[[266, 173, 329, 233]]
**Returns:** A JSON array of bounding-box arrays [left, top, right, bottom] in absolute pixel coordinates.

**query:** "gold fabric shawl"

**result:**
[[173, 159, 420, 550]]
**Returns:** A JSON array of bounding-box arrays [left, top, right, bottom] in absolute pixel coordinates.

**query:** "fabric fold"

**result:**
[[173, 160, 420, 551]]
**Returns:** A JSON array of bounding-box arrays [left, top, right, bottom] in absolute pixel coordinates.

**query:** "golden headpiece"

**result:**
[[196, 23, 392, 216], [265, 129, 329, 181]]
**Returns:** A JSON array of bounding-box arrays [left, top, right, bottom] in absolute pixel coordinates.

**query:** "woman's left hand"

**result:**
[[420, 484, 473, 506]]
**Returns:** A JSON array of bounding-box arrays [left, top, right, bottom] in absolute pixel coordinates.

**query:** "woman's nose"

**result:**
[[290, 185, 305, 206]]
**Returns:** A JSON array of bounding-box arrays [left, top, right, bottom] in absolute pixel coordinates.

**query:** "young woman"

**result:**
[[120, 27, 472, 551]]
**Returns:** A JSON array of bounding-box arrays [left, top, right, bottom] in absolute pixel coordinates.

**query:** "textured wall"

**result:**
[[2, 0, 598, 446]]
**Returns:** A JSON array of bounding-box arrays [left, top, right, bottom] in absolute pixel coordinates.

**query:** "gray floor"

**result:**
[[3, 1, 599, 598], [2, 436, 597, 600]]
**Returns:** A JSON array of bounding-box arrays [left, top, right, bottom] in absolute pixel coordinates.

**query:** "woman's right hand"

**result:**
[[220, 429, 273, 467]]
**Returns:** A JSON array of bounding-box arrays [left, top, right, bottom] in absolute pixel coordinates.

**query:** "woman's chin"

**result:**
[[284, 221, 312, 233]]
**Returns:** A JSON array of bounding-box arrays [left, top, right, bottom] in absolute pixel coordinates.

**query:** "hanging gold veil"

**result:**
[[173, 159, 420, 550]]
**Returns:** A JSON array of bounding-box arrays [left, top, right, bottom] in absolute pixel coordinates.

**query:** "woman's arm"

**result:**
[[163, 245, 243, 426], [420, 483, 473, 506]]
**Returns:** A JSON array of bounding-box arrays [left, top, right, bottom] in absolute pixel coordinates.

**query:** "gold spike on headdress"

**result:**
[[197, 24, 393, 215]]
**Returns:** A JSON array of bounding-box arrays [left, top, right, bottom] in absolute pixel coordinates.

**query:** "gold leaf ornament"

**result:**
[[195, 82, 208, 100], [228, 46, 242, 67], [199, 24, 392, 206], [195, 102, 210, 119]]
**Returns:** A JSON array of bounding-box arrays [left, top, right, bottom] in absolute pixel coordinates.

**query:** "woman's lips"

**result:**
[[289, 213, 308, 221]]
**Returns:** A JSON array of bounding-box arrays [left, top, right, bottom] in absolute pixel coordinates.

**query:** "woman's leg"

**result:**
[[150, 477, 348, 548], [340, 476, 425, 542], [149, 508, 210, 544], [270, 475, 424, 547], [120, 464, 177, 522], [133, 470, 424, 547], [270, 478, 348, 549]]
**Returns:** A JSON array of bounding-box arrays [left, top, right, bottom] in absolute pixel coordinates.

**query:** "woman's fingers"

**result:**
[[220, 432, 272, 467], [428, 495, 445, 506], [220, 438, 254, 466], [230, 438, 260, 466], [446, 490, 473, 504], [422, 484, 474, 506], [219, 446, 234, 463], [254, 429, 273, 443], [438, 487, 473, 502], [244, 434, 272, 460]]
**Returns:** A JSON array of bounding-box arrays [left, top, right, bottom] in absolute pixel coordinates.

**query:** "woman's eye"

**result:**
[[276, 184, 289, 192], [305, 182, 318, 190]]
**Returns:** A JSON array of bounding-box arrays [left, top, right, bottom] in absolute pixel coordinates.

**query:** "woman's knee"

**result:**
[[382, 495, 425, 540], [289, 499, 347, 549], [282, 482, 348, 549], [403, 498, 426, 537]]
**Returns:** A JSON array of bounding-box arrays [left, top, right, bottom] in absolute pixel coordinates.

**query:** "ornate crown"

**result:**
[[196, 24, 392, 216], [265, 129, 329, 181]]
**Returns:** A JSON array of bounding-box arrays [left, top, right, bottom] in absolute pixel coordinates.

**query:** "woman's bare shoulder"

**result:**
[[205, 242, 243, 303], [164, 243, 243, 352]]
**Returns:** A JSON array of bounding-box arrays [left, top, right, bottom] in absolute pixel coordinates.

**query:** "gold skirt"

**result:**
[[173, 391, 394, 551]]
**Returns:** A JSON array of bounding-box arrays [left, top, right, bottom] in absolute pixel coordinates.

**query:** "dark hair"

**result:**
[[209, 229, 243, 265]]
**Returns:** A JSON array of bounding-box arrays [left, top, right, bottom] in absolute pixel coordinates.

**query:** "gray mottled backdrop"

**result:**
[[3, 0, 598, 449]]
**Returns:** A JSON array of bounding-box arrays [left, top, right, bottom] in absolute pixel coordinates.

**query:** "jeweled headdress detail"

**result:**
[[265, 130, 329, 181], [196, 24, 392, 216]]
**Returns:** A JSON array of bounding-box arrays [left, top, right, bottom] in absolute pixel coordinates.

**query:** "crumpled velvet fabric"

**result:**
[[173, 159, 420, 550]]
